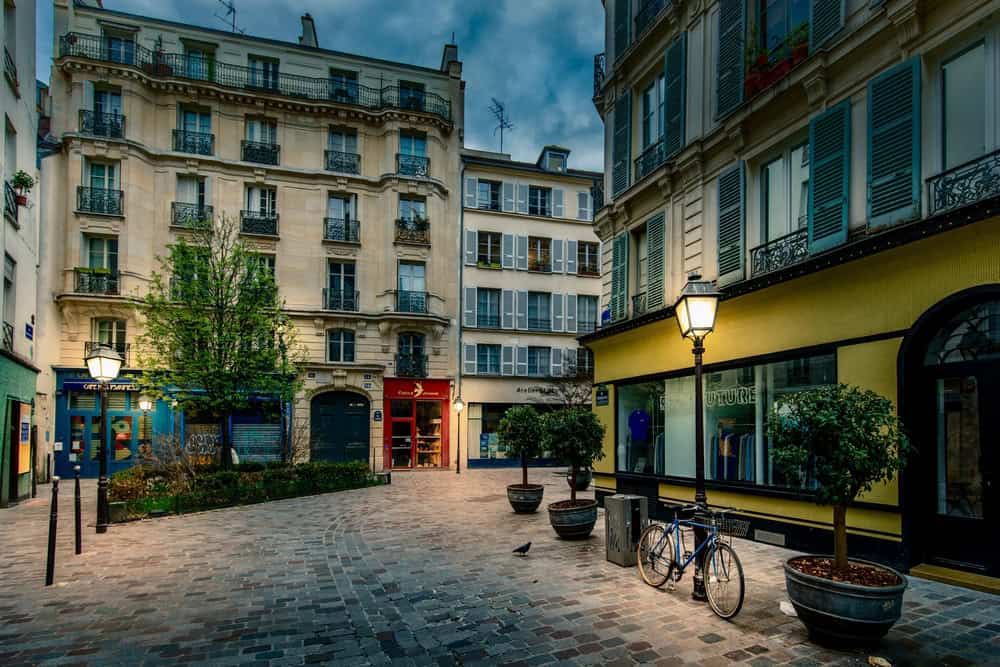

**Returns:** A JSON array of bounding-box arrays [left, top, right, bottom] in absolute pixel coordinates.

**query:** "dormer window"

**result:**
[[546, 151, 567, 172]]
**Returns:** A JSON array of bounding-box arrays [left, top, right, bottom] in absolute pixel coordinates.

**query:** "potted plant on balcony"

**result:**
[[789, 22, 809, 65], [743, 28, 767, 99], [497, 405, 545, 514], [768, 384, 910, 645], [543, 408, 605, 539], [12, 170, 34, 206]]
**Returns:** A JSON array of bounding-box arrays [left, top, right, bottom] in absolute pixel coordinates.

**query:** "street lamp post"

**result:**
[[673, 272, 721, 600], [85, 345, 123, 534], [453, 397, 465, 475]]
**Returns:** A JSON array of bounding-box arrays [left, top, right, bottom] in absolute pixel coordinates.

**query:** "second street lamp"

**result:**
[[85, 344, 123, 534], [453, 396, 465, 474]]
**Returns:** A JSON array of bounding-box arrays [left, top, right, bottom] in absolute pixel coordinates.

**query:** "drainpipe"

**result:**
[[455, 159, 465, 473]]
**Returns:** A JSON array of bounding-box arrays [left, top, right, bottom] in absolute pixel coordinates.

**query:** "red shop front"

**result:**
[[383, 378, 451, 470]]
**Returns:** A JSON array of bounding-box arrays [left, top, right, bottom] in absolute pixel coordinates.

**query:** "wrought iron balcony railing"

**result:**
[[395, 352, 428, 378], [927, 149, 1000, 217], [593, 52, 606, 99], [1, 321, 13, 353], [395, 218, 430, 245], [396, 154, 430, 178], [74, 268, 119, 295], [750, 227, 809, 277], [323, 217, 360, 243], [4, 181, 16, 225], [325, 149, 361, 175], [4, 46, 18, 96], [477, 314, 500, 328], [84, 341, 130, 366], [396, 290, 428, 314], [240, 210, 279, 236], [635, 138, 666, 183], [78, 110, 125, 139], [577, 320, 598, 334], [172, 129, 214, 155], [635, 0, 670, 38], [171, 202, 214, 228], [241, 140, 280, 165], [322, 288, 360, 312], [632, 292, 647, 316], [77, 187, 123, 215], [528, 317, 551, 332], [58, 33, 453, 122]]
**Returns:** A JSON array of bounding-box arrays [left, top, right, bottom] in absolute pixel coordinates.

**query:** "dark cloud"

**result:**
[[37, 0, 604, 171]]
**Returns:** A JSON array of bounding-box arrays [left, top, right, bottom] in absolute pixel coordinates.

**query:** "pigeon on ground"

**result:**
[[512, 542, 531, 556]]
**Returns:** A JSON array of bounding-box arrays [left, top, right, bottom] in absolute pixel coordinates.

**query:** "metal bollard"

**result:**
[[74, 466, 82, 555], [45, 477, 60, 586]]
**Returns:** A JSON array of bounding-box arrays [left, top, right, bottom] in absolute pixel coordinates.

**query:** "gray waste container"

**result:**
[[605, 494, 648, 567]]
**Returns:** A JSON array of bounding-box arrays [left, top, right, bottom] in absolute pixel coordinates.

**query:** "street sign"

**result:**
[[595, 384, 609, 406]]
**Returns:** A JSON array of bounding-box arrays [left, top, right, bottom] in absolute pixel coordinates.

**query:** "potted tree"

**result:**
[[497, 405, 545, 513], [542, 408, 605, 539], [768, 384, 910, 645], [12, 170, 34, 206]]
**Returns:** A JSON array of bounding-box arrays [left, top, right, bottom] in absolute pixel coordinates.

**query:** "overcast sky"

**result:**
[[36, 0, 605, 171]]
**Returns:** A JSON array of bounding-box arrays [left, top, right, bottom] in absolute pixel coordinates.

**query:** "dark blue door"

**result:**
[[310, 392, 369, 463]]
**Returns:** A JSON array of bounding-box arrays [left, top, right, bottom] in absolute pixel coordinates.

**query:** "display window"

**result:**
[[383, 379, 450, 469]]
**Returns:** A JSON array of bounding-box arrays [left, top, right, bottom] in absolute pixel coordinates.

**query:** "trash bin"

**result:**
[[605, 494, 648, 567]]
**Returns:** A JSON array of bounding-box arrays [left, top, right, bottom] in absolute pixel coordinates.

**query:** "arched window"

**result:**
[[327, 329, 355, 363], [924, 300, 1000, 365]]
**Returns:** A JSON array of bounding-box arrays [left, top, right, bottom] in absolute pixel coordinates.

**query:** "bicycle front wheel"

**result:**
[[704, 542, 745, 619], [637, 523, 674, 588]]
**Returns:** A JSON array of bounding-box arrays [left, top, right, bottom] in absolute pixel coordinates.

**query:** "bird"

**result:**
[[512, 542, 531, 556]]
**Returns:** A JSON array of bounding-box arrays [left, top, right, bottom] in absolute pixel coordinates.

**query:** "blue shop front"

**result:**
[[53, 370, 288, 478]]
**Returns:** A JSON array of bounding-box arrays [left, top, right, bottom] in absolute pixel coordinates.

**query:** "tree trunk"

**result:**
[[832, 504, 849, 573], [570, 465, 577, 503], [521, 455, 528, 487], [220, 413, 232, 470]]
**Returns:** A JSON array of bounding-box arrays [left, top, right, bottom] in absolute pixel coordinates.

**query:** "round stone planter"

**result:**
[[507, 484, 544, 514], [548, 499, 598, 539], [566, 468, 592, 491], [784, 556, 907, 645]]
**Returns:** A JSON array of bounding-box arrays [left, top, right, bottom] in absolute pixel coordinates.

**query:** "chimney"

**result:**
[[440, 43, 459, 73], [299, 13, 319, 48]]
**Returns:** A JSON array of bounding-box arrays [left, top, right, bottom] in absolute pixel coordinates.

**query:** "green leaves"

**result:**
[[497, 405, 544, 460], [541, 408, 606, 470]]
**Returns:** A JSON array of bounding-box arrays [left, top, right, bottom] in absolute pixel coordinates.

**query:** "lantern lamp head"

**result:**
[[138, 394, 153, 414], [453, 396, 465, 413], [674, 273, 721, 341], [84, 345, 123, 383]]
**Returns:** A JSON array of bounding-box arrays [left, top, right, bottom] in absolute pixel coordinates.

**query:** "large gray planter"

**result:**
[[507, 484, 544, 513], [548, 500, 598, 539], [784, 556, 907, 645]]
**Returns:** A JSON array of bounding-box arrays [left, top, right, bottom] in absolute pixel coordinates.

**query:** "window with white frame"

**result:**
[[93, 318, 126, 350], [477, 231, 502, 266], [327, 329, 356, 363], [761, 142, 809, 243], [578, 295, 599, 333], [477, 288, 501, 327], [527, 346, 551, 377], [641, 82, 658, 149], [248, 56, 279, 89], [477, 344, 501, 375], [85, 235, 118, 272], [245, 186, 277, 216], [941, 42, 989, 170]]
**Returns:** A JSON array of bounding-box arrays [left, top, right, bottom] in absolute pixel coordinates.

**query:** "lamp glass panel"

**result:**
[[686, 295, 719, 336], [675, 300, 691, 338]]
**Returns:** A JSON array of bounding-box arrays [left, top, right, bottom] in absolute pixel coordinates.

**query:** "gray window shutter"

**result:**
[[515, 290, 528, 329], [552, 292, 564, 332], [717, 163, 745, 281], [463, 343, 477, 375], [553, 189, 565, 217], [551, 346, 563, 377], [577, 191, 591, 220], [612, 93, 632, 195], [809, 100, 851, 253], [502, 181, 515, 212], [515, 234, 528, 270], [646, 212, 666, 309], [716, 0, 745, 120], [664, 32, 687, 157], [565, 294, 578, 333], [464, 229, 477, 266], [463, 286, 477, 327], [868, 58, 920, 229], [515, 346, 528, 376], [610, 233, 629, 320], [613, 0, 630, 61], [501, 289, 515, 329], [501, 233, 515, 269], [552, 239, 564, 273], [464, 177, 478, 208], [566, 239, 578, 274], [501, 345, 515, 376], [810, 0, 846, 52], [516, 184, 529, 214]]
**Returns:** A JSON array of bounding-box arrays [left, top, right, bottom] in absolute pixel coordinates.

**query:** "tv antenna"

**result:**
[[215, 0, 245, 34], [488, 98, 514, 153]]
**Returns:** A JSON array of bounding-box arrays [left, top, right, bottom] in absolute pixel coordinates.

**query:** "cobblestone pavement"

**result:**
[[1, 469, 998, 666]]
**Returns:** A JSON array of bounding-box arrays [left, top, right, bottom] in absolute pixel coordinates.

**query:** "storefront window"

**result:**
[[111, 415, 133, 461]]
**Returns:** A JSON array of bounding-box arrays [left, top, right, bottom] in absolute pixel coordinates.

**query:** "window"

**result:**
[[245, 187, 277, 216], [87, 161, 117, 190], [761, 142, 809, 242], [477, 288, 501, 328], [327, 194, 355, 221], [760, 0, 810, 59], [179, 107, 211, 134], [942, 43, 986, 170], [578, 241, 600, 275], [545, 151, 568, 172], [329, 69, 359, 102], [176, 175, 207, 208], [477, 231, 502, 266], [184, 46, 214, 80], [527, 346, 551, 377], [477, 344, 501, 375], [528, 236, 551, 272], [253, 254, 276, 278], [399, 332, 425, 355], [634, 226, 648, 295], [245, 118, 277, 144], [248, 56, 279, 90], [85, 235, 118, 272], [575, 348, 594, 376], [93, 88, 122, 116], [477, 180, 501, 210], [398, 196, 427, 221], [3, 254, 14, 328], [93, 318, 126, 349], [397, 262, 426, 313], [103, 32, 135, 65], [328, 261, 356, 297], [328, 127, 358, 154], [641, 82, 658, 148], [527, 292, 551, 331], [399, 132, 426, 157], [578, 295, 599, 333], [399, 81, 426, 110], [528, 186, 551, 216], [327, 329, 356, 363]]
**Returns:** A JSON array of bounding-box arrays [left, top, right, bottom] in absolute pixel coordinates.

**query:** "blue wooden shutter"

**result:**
[[611, 233, 629, 320], [664, 33, 686, 158], [716, 163, 745, 281], [612, 93, 632, 195], [614, 0, 630, 62], [716, 0, 745, 119], [810, 0, 846, 52], [867, 58, 921, 228], [645, 213, 666, 309], [808, 100, 851, 253]]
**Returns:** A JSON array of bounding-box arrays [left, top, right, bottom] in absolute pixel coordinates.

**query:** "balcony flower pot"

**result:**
[[548, 499, 598, 539], [744, 71, 762, 99], [566, 467, 592, 491], [507, 484, 544, 514], [12, 170, 34, 206], [15, 194, 27, 206], [792, 42, 808, 64], [541, 408, 606, 539], [497, 405, 545, 513]]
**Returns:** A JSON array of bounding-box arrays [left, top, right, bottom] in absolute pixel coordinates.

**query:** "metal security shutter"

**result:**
[[868, 58, 921, 228], [645, 212, 666, 309], [717, 163, 745, 281], [810, 0, 846, 52], [716, 0, 745, 119], [613, 0, 631, 61], [232, 424, 282, 463], [809, 101, 851, 253], [664, 32, 687, 158], [612, 93, 632, 195], [610, 233, 629, 320]]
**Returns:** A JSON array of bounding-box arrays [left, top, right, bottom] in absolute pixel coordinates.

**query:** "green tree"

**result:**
[[542, 408, 606, 502], [138, 214, 301, 468], [497, 405, 544, 487], [767, 384, 909, 573]]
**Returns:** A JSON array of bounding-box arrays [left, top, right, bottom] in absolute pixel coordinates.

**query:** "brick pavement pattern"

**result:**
[[0, 469, 998, 666]]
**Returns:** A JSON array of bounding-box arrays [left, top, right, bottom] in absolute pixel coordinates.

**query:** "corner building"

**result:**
[[38, 0, 464, 477], [586, 0, 1000, 584]]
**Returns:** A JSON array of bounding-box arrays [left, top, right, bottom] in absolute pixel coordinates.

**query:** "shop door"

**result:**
[[67, 414, 101, 478], [389, 399, 414, 469], [310, 392, 369, 463]]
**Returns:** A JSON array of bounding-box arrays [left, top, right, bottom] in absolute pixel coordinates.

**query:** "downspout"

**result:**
[[456, 158, 465, 471]]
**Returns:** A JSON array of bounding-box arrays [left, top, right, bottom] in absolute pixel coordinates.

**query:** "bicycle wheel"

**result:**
[[637, 523, 674, 588], [704, 541, 745, 619]]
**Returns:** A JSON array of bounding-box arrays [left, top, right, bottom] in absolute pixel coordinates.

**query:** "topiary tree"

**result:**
[[542, 408, 606, 503], [497, 405, 544, 488], [767, 384, 909, 574]]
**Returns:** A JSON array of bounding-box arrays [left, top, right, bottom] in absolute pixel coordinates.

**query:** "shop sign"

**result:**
[[373, 409, 383, 422], [515, 385, 556, 396], [25, 323, 33, 340], [54, 441, 63, 451], [595, 385, 609, 406], [705, 385, 756, 407], [63, 379, 140, 392], [384, 379, 450, 400], [18, 404, 31, 474]]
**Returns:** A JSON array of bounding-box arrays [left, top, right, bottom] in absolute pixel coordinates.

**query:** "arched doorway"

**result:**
[[901, 287, 1000, 576], [310, 391, 370, 463]]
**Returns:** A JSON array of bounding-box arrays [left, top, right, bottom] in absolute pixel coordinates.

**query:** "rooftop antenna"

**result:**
[[215, 0, 245, 34], [488, 98, 514, 153]]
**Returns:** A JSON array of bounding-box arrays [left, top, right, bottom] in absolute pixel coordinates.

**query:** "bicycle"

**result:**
[[636, 504, 747, 619]]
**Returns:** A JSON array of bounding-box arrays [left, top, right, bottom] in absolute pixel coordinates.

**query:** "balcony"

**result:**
[[395, 352, 428, 378], [74, 268, 119, 295], [4, 46, 18, 96], [396, 154, 430, 178], [241, 140, 280, 165], [171, 202, 213, 228], [4, 181, 16, 226], [396, 290, 428, 314], [528, 317, 551, 332], [58, 33, 453, 123], [77, 187, 123, 216], [79, 110, 125, 139], [744, 27, 810, 101], [750, 228, 809, 277], [632, 292, 647, 316], [635, 0, 671, 39], [577, 320, 597, 334], [321, 217, 359, 243], [1, 321, 12, 353], [635, 139, 666, 183], [322, 289, 359, 312], [477, 314, 500, 328], [84, 341, 130, 366], [240, 210, 279, 236], [325, 149, 361, 175], [593, 52, 606, 99], [395, 218, 430, 245], [172, 129, 214, 156], [927, 149, 1000, 217]]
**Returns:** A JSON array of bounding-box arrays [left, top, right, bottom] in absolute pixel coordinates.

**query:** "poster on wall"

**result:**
[[17, 403, 31, 474]]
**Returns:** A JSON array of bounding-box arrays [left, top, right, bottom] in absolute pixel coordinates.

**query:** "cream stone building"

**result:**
[[458, 147, 602, 467], [37, 0, 465, 477]]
